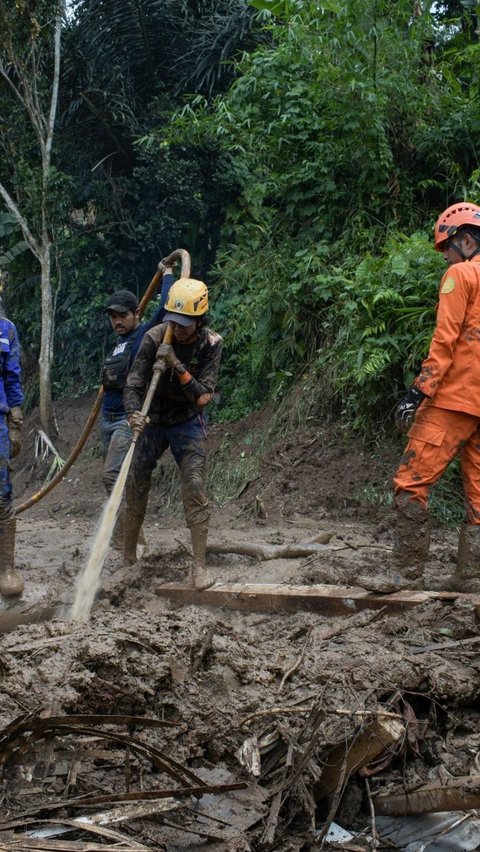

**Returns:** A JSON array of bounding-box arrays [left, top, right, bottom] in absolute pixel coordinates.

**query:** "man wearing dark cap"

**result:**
[[101, 267, 174, 545]]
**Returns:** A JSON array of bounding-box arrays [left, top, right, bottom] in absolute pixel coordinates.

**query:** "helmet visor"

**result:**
[[163, 311, 196, 327]]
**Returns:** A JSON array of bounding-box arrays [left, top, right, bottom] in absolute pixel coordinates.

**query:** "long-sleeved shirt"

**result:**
[[102, 273, 173, 416], [124, 322, 223, 427], [413, 255, 480, 416], [0, 317, 24, 413]]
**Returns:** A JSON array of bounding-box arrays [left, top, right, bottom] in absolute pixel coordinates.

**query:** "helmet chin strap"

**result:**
[[450, 242, 468, 261], [450, 235, 480, 261], [469, 245, 480, 260]]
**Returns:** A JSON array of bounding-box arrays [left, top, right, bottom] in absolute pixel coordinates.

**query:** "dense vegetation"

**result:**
[[0, 0, 479, 429]]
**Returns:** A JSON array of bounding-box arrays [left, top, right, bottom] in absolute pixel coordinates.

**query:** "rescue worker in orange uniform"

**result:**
[[389, 202, 480, 592]]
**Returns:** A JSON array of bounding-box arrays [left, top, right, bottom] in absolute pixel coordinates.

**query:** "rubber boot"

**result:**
[[448, 524, 480, 593], [392, 502, 431, 585], [357, 502, 430, 593], [0, 518, 24, 598], [110, 508, 125, 552], [112, 509, 146, 553], [188, 525, 215, 591], [123, 510, 143, 566]]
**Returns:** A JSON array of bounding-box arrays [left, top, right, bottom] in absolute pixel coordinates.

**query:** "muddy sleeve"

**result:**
[[123, 329, 158, 414], [4, 323, 24, 409], [413, 268, 468, 398], [142, 272, 174, 335], [181, 333, 223, 405]]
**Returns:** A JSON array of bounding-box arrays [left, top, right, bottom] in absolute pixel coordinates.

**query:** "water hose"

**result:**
[[15, 249, 191, 514]]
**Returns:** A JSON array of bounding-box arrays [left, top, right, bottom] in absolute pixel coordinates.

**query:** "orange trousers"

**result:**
[[393, 404, 480, 525]]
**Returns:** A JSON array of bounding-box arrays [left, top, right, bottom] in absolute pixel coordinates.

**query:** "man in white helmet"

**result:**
[[123, 278, 223, 590]]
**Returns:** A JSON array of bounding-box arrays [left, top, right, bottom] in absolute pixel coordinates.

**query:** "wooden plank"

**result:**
[[0, 601, 62, 635], [154, 582, 480, 618], [374, 775, 480, 816], [314, 716, 405, 800]]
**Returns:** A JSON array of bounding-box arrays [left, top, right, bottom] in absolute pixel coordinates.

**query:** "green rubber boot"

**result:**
[[0, 518, 24, 598]]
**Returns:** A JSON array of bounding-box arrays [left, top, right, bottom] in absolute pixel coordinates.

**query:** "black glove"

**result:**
[[395, 387, 427, 434]]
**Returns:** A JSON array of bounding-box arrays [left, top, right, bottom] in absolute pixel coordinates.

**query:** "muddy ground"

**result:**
[[1, 393, 479, 850]]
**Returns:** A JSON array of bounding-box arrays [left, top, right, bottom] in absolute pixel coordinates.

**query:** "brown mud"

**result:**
[[1, 394, 479, 850]]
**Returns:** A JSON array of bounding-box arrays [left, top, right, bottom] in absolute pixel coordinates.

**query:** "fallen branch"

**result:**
[[191, 624, 216, 674], [239, 707, 403, 727], [316, 748, 350, 845], [277, 626, 313, 694], [365, 777, 379, 850], [374, 775, 480, 816], [206, 536, 332, 561]]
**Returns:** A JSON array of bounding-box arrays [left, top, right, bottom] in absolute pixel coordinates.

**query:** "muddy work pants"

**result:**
[[0, 413, 13, 523], [125, 415, 208, 529], [101, 414, 133, 494], [393, 404, 480, 524]]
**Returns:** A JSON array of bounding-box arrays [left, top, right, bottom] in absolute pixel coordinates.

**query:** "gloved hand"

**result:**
[[7, 406, 23, 458], [395, 387, 427, 434], [128, 411, 149, 435], [155, 343, 182, 372]]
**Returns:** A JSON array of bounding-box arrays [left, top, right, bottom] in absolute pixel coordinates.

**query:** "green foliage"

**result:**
[[316, 231, 445, 428], [3, 0, 480, 437], [169, 0, 480, 425], [0, 212, 28, 266]]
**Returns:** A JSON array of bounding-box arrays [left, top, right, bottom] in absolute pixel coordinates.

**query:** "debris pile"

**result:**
[[1, 591, 480, 848]]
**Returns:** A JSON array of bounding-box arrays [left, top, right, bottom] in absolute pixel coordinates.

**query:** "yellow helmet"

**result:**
[[164, 278, 208, 325]]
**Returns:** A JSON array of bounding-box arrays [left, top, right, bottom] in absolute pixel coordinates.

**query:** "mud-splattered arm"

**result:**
[[123, 330, 157, 414], [178, 330, 223, 407]]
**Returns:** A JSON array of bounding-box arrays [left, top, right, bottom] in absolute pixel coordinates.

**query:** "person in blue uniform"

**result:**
[[0, 295, 25, 597]]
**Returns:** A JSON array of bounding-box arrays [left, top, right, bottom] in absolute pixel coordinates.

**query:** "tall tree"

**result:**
[[0, 0, 64, 431]]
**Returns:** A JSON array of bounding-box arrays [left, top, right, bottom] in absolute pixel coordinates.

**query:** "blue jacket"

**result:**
[[0, 317, 25, 414], [102, 273, 173, 416]]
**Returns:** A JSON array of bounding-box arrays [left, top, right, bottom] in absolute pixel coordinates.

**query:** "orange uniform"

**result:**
[[394, 255, 480, 522], [412, 255, 480, 413]]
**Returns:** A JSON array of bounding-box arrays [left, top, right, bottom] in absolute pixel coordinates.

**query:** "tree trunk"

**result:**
[[39, 247, 54, 433]]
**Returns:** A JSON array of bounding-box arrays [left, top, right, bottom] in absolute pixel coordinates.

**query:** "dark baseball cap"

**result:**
[[104, 290, 138, 314], [163, 311, 196, 327]]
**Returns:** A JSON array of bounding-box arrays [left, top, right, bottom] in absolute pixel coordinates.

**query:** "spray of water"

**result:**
[[69, 442, 135, 622]]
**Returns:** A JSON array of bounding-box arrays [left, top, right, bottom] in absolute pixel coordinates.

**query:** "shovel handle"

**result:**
[[132, 323, 174, 442]]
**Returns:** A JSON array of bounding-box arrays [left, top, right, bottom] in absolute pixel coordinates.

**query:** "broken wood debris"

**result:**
[[374, 774, 480, 816], [277, 625, 313, 694], [0, 709, 252, 848], [0, 600, 62, 635], [155, 581, 480, 617], [0, 839, 149, 851], [0, 780, 251, 849], [314, 714, 405, 801], [4, 816, 155, 846], [406, 634, 480, 655], [190, 623, 216, 673], [0, 781, 249, 833]]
